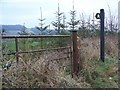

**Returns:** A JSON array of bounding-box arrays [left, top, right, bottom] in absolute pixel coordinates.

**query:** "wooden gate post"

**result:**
[[71, 30, 79, 76]]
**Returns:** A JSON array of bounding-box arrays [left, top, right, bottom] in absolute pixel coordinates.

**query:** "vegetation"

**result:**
[[67, 5, 79, 31], [80, 35, 118, 88], [1, 0, 118, 88], [36, 7, 49, 35], [2, 32, 118, 88], [52, 3, 67, 34], [2, 28, 6, 35]]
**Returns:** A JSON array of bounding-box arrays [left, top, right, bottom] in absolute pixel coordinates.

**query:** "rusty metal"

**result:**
[[2, 46, 71, 55], [1, 35, 70, 38], [15, 38, 19, 63], [17, 46, 71, 54], [2, 34, 75, 77], [71, 30, 79, 76], [2, 52, 16, 55]]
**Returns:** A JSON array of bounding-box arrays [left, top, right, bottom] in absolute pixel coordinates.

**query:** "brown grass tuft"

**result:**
[[2, 50, 91, 88]]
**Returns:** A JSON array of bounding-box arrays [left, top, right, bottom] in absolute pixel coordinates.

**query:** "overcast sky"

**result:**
[[0, 0, 119, 28]]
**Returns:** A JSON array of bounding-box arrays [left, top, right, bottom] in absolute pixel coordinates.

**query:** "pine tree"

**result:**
[[18, 23, 29, 35], [61, 13, 67, 31], [2, 28, 6, 35], [52, 3, 65, 34], [36, 7, 48, 35], [67, 0, 79, 31]]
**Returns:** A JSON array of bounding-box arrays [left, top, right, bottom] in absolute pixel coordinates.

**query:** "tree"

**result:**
[[18, 23, 30, 52], [107, 5, 118, 33], [18, 23, 29, 35], [52, 3, 65, 34], [36, 7, 48, 35], [61, 13, 68, 31], [79, 13, 86, 30], [67, 0, 79, 31], [2, 28, 6, 35]]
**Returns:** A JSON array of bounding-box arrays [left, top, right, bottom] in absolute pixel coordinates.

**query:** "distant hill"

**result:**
[[2, 25, 26, 35], [1, 25, 57, 35], [2, 25, 26, 31]]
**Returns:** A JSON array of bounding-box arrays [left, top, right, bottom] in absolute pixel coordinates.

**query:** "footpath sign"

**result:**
[[96, 9, 105, 62]]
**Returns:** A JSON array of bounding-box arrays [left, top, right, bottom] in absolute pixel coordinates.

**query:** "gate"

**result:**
[[2, 31, 81, 77]]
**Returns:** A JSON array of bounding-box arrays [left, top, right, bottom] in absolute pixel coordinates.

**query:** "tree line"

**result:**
[[2, 3, 118, 37]]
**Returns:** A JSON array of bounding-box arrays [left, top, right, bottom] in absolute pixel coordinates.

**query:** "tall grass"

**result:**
[[2, 34, 118, 88], [79, 35, 118, 88], [2, 50, 91, 88]]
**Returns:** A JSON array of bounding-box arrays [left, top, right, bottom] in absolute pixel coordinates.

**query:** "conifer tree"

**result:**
[[36, 7, 48, 35], [67, 0, 79, 31], [18, 23, 29, 35], [52, 3, 65, 34]]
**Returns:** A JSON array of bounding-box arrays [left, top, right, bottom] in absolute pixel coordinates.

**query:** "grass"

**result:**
[[79, 35, 118, 88], [2, 34, 118, 88], [82, 57, 118, 88], [2, 41, 16, 53], [2, 37, 69, 53], [2, 50, 91, 88]]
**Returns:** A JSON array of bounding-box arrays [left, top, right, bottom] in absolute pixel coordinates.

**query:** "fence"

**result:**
[[2, 31, 81, 76], [2, 35, 70, 62]]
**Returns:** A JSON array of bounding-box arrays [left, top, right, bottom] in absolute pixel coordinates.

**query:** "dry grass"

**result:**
[[2, 35, 118, 88], [80, 35, 118, 62], [2, 49, 91, 88], [79, 35, 118, 88]]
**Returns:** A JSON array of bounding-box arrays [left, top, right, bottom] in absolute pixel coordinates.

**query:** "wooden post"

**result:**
[[15, 38, 19, 63], [71, 30, 79, 76]]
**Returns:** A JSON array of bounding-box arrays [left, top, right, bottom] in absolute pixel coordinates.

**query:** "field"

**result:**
[[2, 33, 118, 88]]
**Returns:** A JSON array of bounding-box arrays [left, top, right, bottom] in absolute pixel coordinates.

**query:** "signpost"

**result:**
[[118, 1, 120, 62], [96, 9, 105, 62], [118, 1, 120, 33], [118, 2, 120, 88]]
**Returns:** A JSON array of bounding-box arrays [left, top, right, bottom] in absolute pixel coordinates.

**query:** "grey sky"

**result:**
[[0, 0, 119, 28]]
